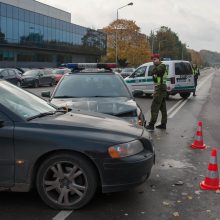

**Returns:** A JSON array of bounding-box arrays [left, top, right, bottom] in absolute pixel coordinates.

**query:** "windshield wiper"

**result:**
[[27, 110, 66, 121]]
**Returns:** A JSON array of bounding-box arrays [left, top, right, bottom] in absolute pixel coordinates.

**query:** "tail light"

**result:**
[[170, 77, 175, 84]]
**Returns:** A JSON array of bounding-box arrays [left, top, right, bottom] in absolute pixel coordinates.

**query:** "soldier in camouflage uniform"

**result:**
[[192, 64, 200, 96], [146, 54, 168, 131]]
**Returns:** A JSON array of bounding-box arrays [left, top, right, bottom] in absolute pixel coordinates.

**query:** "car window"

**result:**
[[1, 70, 9, 77], [23, 70, 39, 76], [175, 62, 192, 75], [0, 81, 56, 119], [53, 74, 131, 98], [8, 70, 16, 77], [131, 66, 146, 78]]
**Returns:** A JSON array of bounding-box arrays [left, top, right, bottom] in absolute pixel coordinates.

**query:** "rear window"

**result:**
[[175, 62, 192, 75]]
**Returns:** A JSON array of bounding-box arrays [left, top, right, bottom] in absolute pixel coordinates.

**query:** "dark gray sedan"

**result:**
[[42, 71, 145, 126], [21, 69, 55, 88], [0, 80, 154, 210]]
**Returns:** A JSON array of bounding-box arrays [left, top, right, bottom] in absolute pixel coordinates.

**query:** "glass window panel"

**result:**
[[52, 28, 56, 41], [48, 27, 52, 41], [55, 19, 59, 29], [12, 6, 19, 19], [35, 13, 40, 25], [18, 21, 25, 43], [51, 18, 56, 28], [7, 18, 13, 42], [48, 17, 52, 28], [12, 19, 19, 43], [24, 10, 29, 22], [6, 4, 13, 18], [30, 11, 35, 24], [1, 3, 6, 17], [43, 15, 47, 27], [19, 8, 25, 21], [1, 16, 7, 41], [39, 14, 44, 26]]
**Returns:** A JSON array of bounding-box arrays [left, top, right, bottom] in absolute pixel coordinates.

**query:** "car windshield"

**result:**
[[0, 81, 56, 120], [53, 74, 131, 98], [23, 70, 39, 76]]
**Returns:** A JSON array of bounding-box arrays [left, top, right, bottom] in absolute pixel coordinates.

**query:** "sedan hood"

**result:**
[[34, 110, 144, 143], [51, 97, 137, 116]]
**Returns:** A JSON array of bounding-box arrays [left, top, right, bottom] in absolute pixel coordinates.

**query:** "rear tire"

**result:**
[[180, 93, 191, 99], [36, 153, 98, 210], [34, 80, 39, 88]]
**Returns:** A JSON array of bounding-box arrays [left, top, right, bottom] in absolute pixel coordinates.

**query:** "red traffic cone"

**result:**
[[200, 148, 220, 190], [191, 121, 207, 149]]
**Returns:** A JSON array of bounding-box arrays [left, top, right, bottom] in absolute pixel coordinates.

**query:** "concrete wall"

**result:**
[[0, 0, 71, 22]]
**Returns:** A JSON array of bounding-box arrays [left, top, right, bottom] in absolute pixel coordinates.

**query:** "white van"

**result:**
[[124, 60, 195, 99]]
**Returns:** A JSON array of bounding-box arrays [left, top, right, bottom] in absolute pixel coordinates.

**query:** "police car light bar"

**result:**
[[61, 63, 116, 70]]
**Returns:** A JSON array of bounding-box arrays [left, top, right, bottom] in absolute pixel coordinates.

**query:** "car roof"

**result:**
[[65, 71, 117, 76], [140, 60, 191, 67]]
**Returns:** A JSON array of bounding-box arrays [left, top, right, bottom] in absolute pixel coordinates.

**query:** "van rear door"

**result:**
[[174, 62, 194, 90]]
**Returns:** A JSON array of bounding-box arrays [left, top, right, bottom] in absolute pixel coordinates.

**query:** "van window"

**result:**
[[175, 62, 192, 75], [131, 66, 146, 78]]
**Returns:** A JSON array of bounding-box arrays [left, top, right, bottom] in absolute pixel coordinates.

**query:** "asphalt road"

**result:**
[[1, 68, 220, 220]]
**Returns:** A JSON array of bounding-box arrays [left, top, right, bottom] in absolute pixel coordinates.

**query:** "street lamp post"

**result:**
[[158, 39, 168, 54], [115, 2, 133, 67]]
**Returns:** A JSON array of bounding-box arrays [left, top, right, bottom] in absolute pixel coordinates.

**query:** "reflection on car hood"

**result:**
[[51, 97, 137, 116], [34, 110, 143, 142]]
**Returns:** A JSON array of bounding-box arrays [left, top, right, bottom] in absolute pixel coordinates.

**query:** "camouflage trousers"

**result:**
[[149, 85, 167, 125]]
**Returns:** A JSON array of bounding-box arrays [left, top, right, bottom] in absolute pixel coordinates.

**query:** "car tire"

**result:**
[[36, 153, 98, 210], [34, 80, 39, 88], [50, 80, 54, 87], [16, 81, 21, 87], [180, 93, 191, 99]]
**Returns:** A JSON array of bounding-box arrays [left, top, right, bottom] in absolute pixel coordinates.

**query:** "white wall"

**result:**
[[0, 0, 71, 22]]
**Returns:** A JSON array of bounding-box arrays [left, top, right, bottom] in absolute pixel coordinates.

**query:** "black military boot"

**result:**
[[145, 123, 154, 131], [156, 124, 166, 129]]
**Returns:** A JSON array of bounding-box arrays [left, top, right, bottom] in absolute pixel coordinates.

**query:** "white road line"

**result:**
[[168, 73, 214, 119], [52, 211, 73, 220]]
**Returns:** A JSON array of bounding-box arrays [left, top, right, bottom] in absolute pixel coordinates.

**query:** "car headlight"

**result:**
[[108, 140, 144, 158]]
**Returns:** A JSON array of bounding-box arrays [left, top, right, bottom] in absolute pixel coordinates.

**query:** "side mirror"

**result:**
[[132, 90, 143, 97], [41, 91, 51, 98]]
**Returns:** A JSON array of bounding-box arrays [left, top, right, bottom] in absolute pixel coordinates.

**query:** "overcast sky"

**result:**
[[38, 0, 220, 53]]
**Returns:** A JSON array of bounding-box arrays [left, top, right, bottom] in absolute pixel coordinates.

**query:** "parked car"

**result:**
[[51, 68, 71, 83], [15, 67, 31, 75], [21, 69, 55, 88], [42, 64, 145, 126], [0, 80, 155, 209], [120, 68, 136, 78], [0, 68, 22, 87]]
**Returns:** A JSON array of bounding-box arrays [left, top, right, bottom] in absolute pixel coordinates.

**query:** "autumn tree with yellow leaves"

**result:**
[[101, 19, 152, 67]]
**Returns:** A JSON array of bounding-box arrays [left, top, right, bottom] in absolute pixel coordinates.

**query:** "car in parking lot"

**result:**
[[51, 68, 71, 83], [21, 69, 55, 88], [0, 68, 22, 87], [42, 63, 145, 126], [0, 80, 154, 209]]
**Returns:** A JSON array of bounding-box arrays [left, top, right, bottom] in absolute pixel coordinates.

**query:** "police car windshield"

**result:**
[[53, 74, 131, 98]]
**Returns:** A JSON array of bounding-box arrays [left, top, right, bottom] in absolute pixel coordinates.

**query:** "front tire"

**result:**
[[34, 80, 39, 88], [36, 153, 98, 210]]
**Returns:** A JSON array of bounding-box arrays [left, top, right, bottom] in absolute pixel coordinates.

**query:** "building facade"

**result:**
[[0, 0, 106, 67]]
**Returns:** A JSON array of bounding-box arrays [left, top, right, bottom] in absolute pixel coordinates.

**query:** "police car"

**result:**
[[41, 63, 145, 126], [124, 60, 195, 99]]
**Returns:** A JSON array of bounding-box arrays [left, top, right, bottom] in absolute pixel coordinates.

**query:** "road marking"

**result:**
[[168, 73, 214, 119], [52, 211, 73, 220]]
